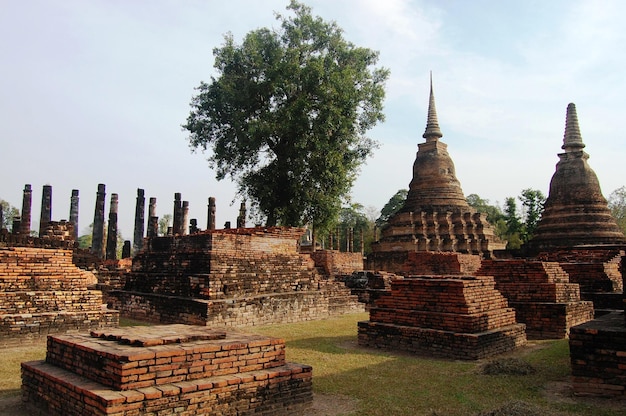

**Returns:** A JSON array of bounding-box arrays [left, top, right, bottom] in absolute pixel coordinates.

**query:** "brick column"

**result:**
[[69, 189, 79, 241], [133, 189, 145, 253], [147, 197, 158, 238], [173, 193, 182, 235], [207, 197, 216, 230], [106, 193, 118, 260], [91, 184, 106, 258], [20, 184, 32, 235], [236, 202, 246, 228], [38, 185, 52, 237], [182, 201, 190, 235]]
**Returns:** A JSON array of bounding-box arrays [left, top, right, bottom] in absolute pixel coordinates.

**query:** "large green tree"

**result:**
[[184, 1, 388, 229], [376, 189, 408, 228]]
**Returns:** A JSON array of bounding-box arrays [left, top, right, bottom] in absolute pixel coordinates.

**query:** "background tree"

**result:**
[[466, 193, 507, 241], [376, 189, 407, 228], [77, 223, 126, 258], [0, 198, 19, 232], [608, 186, 626, 235], [518, 188, 545, 240], [184, 0, 388, 232], [503, 197, 523, 249], [158, 214, 172, 236]]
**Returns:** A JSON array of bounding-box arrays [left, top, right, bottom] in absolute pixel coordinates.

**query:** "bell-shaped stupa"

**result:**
[[528, 103, 626, 251], [368, 76, 505, 272]]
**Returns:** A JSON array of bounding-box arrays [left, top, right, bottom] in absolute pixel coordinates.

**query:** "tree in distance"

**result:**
[[376, 189, 408, 228], [184, 0, 389, 232], [0, 198, 19, 232]]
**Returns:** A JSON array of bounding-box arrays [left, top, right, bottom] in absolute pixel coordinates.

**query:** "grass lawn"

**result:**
[[1, 312, 625, 415]]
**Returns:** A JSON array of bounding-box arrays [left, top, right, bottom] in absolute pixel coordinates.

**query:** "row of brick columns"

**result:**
[[6, 184, 236, 260]]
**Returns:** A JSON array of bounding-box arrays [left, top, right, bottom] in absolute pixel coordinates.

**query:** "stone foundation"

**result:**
[[21, 324, 313, 415], [0, 246, 118, 345], [569, 311, 626, 399]]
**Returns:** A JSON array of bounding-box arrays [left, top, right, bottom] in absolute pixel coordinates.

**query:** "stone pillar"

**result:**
[[182, 201, 190, 235], [20, 184, 32, 235], [207, 197, 216, 230], [122, 240, 131, 259], [69, 189, 79, 241], [133, 189, 145, 253], [0, 205, 4, 231], [147, 197, 157, 238], [173, 193, 182, 235], [106, 193, 118, 260], [328, 233, 333, 251], [91, 184, 106, 258], [236, 202, 246, 228], [38, 185, 52, 237], [360, 230, 364, 254]]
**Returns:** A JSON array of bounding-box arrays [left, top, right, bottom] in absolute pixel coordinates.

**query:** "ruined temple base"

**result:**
[[510, 301, 594, 340], [110, 287, 363, 327], [357, 321, 526, 360], [569, 311, 626, 399], [21, 324, 312, 416]]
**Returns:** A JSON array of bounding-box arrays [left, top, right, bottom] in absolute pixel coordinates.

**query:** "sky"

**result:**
[[2, 0, 626, 240]]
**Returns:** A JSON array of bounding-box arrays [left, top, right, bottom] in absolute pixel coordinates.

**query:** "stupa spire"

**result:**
[[423, 72, 443, 141], [562, 103, 585, 151]]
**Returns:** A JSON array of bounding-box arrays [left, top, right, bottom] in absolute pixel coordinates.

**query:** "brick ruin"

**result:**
[[476, 259, 593, 339], [0, 244, 118, 346], [22, 324, 312, 415], [358, 252, 527, 360], [108, 227, 363, 327]]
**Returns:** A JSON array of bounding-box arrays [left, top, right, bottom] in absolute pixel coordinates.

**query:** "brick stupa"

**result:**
[[528, 103, 626, 252], [368, 77, 505, 273]]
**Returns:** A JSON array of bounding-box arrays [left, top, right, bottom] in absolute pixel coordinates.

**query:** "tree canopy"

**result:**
[[0, 199, 19, 232], [184, 0, 389, 230], [608, 186, 626, 235], [375, 189, 407, 228]]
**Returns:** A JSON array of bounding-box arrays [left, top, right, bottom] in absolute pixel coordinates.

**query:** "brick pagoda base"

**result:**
[[569, 311, 626, 399], [358, 275, 527, 360], [477, 260, 594, 339], [22, 324, 312, 415]]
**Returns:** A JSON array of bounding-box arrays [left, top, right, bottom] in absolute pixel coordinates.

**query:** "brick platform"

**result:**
[[108, 228, 363, 326], [22, 325, 313, 415], [0, 247, 118, 346], [569, 311, 626, 399], [358, 275, 527, 360], [477, 260, 594, 339]]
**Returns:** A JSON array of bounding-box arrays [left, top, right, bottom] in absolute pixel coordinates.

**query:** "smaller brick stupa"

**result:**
[[528, 103, 626, 252], [368, 76, 505, 273]]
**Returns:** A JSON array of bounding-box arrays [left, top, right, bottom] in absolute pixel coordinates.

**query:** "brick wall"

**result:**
[[309, 250, 364, 276], [109, 227, 363, 326], [0, 246, 118, 345]]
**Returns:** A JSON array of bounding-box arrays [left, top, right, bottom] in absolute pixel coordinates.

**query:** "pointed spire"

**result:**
[[562, 103, 585, 151], [423, 72, 443, 141]]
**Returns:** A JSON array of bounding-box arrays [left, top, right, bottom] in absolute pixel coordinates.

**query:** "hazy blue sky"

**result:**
[[2, 0, 625, 238]]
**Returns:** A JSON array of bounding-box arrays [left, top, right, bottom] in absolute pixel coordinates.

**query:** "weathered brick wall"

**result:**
[[309, 250, 364, 276], [358, 274, 527, 359], [569, 312, 626, 398], [401, 251, 482, 275], [22, 325, 313, 415], [476, 260, 594, 338], [0, 246, 118, 344], [109, 227, 363, 326]]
